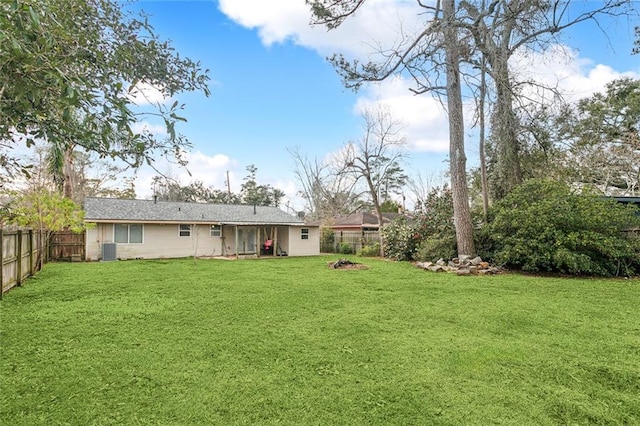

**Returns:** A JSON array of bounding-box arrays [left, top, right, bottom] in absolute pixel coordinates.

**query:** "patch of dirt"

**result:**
[[327, 259, 369, 270]]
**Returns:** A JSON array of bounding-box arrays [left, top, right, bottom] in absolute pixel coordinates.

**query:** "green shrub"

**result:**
[[487, 179, 640, 276], [382, 186, 460, 262], [414, 236, 457, 263], [320, 227, 336, 253], [358, 242, 380, 257], [381, 216, 416, 261], [411, 186, 457, 261], [339, 242, 354, 255]]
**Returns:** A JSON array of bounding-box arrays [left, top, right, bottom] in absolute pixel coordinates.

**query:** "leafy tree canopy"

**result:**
[[1, 188, 85, 233], [240, 164, 285, 207], [487, 179, 640, 276], [152, 177, 239, 204], [152, 165, 284, 207], [0, 0, 210, 177]]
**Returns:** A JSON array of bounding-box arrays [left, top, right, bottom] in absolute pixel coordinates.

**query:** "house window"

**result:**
[[211, 224, 222, 237], [114, 224, 143, 244], [179, 224, 191, 237], [301, 228, 309, 240]]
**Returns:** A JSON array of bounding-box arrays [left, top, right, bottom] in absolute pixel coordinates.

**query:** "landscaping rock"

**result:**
[[415, 255, 503, 275]]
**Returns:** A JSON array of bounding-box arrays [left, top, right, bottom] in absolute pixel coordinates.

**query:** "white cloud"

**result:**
[[182, 152, 305, 212], [131, 151, 304, 210], [354, 77, 450, 153], [130, 121, 168, 137], [510, 44, 640, 104], [127, 82, 171, 106], [218, 0, 424, 58], [131, 151, 236, 199]]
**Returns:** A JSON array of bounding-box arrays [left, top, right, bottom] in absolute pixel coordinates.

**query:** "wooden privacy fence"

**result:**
[[1, 228, 48, 299], [49, 230, 85, 262]]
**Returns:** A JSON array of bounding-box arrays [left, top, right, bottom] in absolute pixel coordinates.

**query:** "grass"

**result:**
[[1, 255, 639, 425]]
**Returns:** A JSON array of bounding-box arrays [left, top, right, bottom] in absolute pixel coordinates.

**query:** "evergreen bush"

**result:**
[[411, 186, 457, 262], [381, 216, 416, 260], [487, 179, 640, 276], [339, 242, 354, 255]]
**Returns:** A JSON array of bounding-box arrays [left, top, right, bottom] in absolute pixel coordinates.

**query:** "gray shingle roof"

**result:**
[[84, 198, 305, 225]]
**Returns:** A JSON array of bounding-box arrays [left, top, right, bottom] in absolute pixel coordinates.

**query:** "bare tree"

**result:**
[[288, 146, 362, 220], [406, 170, 447, 209], [337, 104, 408, 256]]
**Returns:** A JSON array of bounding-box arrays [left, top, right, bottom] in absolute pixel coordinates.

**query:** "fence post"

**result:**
[[29, 230, 34, 275], [45, 230, 50, 264], [16, 229, 23, 286], [0, 228, 4, 300]]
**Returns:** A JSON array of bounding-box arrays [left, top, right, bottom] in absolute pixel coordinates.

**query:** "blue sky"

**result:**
[[127, 0, 639, 212]]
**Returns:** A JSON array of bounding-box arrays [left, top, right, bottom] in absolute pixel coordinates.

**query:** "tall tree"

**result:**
[[0, 0, 210, 177], [459, 0, 632, 198], [336, 105, 408, 256], [45, 139, 75, 199], [288, 146, 362, 220], [240, 164, 285, 207], [152, 176, 239, 204], [443, 0, 475, 256], [308, 0, 475, 256], [307, 0, 632, 254], [564, 78, 640, 195]]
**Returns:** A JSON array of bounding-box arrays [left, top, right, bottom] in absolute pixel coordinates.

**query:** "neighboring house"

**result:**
[[307, 211, 412, 253], [83, 197, 320, 260], [307, 211, 409, 232]]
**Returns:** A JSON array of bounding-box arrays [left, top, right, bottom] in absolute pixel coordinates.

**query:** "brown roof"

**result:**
[[307, 212, 409, 228]]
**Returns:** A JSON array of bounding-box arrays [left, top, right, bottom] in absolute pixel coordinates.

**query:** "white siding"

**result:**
[[85, 223, 225, 260], [287, 226, 320, 256], [85, 222, 320, 260]]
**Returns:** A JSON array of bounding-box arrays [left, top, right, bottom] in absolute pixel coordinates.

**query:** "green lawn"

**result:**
[[1, 256, 639, 425]]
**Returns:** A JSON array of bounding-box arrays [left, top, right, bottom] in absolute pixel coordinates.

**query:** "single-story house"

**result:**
[[307, 211, 411, 232], [83, 197, 320, 260], [305, 211, 413, 253]]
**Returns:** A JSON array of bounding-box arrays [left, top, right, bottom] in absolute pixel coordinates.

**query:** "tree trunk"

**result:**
[[365, 174, 386, 257], [63, 144, 75, 200], [492, 57, 522, 198], [443, 0, 475, 257], [479, 56, 489, 220]]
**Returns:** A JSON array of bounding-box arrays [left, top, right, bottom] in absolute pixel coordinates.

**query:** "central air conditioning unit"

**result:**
[[102, 243, 117, 261]]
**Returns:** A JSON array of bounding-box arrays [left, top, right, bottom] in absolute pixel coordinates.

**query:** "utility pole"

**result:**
[[226, 170, 232, 203]]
